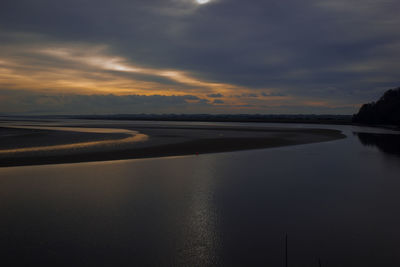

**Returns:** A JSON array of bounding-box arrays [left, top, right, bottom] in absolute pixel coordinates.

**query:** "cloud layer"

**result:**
[[1, 0, 399, 114]]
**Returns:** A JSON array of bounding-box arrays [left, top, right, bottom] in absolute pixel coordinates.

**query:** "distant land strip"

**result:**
[[0, 114, 353, 125]]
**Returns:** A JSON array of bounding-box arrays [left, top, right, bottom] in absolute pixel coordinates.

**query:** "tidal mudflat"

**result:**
[[0, 119, 345, 167]]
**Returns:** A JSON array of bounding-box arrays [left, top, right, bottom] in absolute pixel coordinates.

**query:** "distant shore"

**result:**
[[0, 114, 353, 125], [0, 122, 346, 167]]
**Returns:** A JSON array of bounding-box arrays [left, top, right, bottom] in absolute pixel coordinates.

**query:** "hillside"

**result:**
[[353, 87, 400, 126]]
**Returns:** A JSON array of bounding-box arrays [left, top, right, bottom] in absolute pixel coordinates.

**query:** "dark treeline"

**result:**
[[353, 87, 400, 126]]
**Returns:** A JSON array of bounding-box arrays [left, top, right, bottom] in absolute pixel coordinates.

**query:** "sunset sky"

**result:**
[[0, 0, 399, 114]]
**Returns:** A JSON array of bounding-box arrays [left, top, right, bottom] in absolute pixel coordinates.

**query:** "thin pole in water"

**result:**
[[285, 233, 288, 267]]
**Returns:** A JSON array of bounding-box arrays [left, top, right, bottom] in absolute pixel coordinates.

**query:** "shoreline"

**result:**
[[0, 124, 346, 167]]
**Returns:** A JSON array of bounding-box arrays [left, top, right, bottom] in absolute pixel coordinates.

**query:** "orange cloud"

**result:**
[[1, 41, 352, 113], [1, 44, 263, 108], [38, 45, 237, 95]]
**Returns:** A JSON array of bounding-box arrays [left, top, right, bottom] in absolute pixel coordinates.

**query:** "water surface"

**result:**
[[0, 122, 399, 266]]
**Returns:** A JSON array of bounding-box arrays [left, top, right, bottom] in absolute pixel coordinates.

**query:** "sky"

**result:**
[[0, 0, 399, 115]]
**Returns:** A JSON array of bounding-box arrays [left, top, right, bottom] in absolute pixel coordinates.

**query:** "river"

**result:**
[[0, 122, 399, 266]]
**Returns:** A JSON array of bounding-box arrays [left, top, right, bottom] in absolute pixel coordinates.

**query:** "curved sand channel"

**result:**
[[0, 126, 149, 154], [0, 123, 346, 167]]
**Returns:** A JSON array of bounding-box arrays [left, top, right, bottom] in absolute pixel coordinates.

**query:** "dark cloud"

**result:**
[[237, 93, 258, 98], [213, 99, 224, 104], [207, 93, 223, 98], [1, 0, 399, 114], [0, 90, 213, 114], [262, 92, 287, 97]]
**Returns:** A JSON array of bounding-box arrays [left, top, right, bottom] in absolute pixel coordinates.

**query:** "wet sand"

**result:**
[[0, 123, 346, 167], [0, 126, 131, 149]]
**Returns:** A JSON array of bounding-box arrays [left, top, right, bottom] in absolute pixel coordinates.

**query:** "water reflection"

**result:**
[[354, 132, 400, 157], [1, 123, 400, 266], [175, 157, 218, 266]]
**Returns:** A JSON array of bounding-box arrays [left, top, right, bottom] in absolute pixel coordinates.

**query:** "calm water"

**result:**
[[0, 122, 399, 266]]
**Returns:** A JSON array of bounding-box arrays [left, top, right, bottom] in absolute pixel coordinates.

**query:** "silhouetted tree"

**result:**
[[353, 87, 400, 125]]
